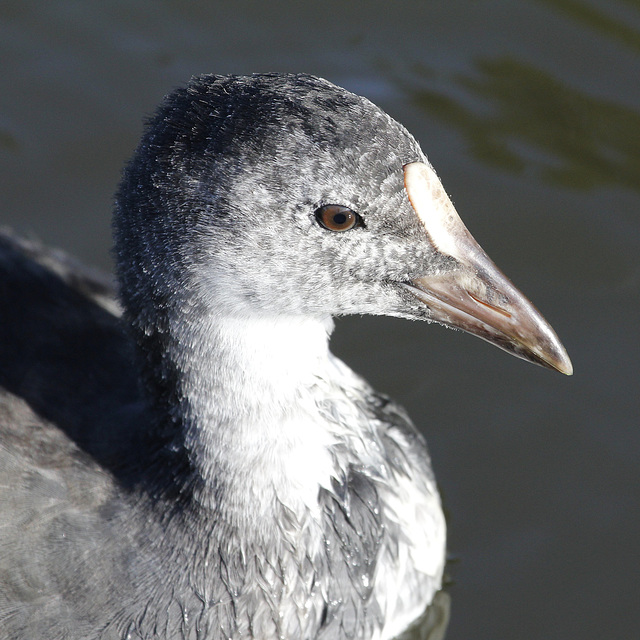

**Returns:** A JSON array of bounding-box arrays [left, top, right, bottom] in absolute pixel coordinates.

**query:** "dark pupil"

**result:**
[[333, 212, 348, 225]]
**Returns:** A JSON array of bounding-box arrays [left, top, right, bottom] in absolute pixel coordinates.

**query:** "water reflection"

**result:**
[[406, 56, 640, 191], [397, 590, 451, 640], [0, 128, 19, 152], [537, 0, 640, 53]]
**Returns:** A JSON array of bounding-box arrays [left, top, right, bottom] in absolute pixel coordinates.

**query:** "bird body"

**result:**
[[0, 74, 570, 639], [0, 264, 442, 638]]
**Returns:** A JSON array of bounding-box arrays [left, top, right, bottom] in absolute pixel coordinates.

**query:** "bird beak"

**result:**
[[402, 162, 572, 375]]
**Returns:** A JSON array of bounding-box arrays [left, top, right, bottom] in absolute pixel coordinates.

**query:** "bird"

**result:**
[[0, 73, 572, 640]]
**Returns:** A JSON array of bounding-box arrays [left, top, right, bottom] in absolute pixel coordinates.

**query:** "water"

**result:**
[[1, 1, 638, 638]]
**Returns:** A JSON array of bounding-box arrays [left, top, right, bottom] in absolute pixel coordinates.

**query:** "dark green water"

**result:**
[[1, 2, 638, 638]]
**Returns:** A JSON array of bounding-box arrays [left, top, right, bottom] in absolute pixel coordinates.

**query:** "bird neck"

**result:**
[[180, 309, 333, 410], [138, 304, 339, 516]]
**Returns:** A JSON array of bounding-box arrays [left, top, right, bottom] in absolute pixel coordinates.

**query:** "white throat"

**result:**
[[170, 309, 339, 517]]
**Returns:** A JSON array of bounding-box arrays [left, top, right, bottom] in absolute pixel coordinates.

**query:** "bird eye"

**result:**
[[315, 205, 362, 232]]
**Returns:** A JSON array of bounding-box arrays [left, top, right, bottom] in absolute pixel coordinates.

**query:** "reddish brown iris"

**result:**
[[315, 205, 361, 232]]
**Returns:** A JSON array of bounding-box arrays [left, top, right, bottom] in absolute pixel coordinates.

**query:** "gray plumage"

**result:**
[[0, 73, 570, 640]]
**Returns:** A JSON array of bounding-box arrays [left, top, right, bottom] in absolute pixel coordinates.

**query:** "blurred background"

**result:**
[[1, 1, 638, 639]]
